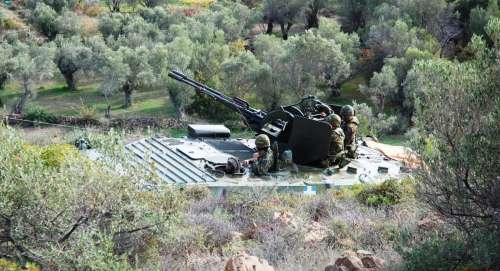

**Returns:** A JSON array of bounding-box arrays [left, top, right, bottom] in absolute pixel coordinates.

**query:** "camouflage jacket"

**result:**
[[329, 127, 345, 157], [342, 116, 359, 156], [251, 148, 274, 176]]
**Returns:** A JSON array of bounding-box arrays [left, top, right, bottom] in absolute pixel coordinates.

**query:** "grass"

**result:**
[[379, 134, 408, 146], [1, 80, 178, 119], [329, 74, 370, 105]]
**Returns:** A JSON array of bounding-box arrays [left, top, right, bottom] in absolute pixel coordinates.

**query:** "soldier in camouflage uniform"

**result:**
[[340, 105, 359, 159], [322, 114, 347, 167], [243, 134, 274, 176]]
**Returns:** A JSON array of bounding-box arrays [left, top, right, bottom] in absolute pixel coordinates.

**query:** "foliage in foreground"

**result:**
[[398, 231, 500, 271], [410, 18, 500, 233], [0, 125, 186, 270]]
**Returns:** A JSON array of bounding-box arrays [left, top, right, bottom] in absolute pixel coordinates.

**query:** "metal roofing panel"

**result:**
[[125, 137, 217, 184]]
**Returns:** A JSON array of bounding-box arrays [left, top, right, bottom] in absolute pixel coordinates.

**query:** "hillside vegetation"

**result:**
[[0, 0, 499, 270]]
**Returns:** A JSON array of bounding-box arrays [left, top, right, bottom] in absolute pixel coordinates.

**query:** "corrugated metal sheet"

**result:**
[[125, 137, 217, 184]]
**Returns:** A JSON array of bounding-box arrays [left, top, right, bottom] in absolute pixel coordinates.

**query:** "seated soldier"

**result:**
[[323, 114, 348, 168], [242, 134, 274, 176]]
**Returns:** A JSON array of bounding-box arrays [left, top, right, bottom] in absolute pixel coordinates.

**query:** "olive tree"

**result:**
[[140, 0, 167, 7], [359, 65, 398, 113], [197, 1, 256, 42], [106, 0, 138, 12], [262, 0, 306, 39], [221, 51, 267, 98], [252, 34, 289, 109], [31, 3, 82, 40], [25, 0, 77, 13], [0, 42, 15, 106], [411, 19, 500, 233], [366, 19, 438, 70], [400, 0, 447, 30], [11, 42, 55, 114], [150, 36, 195, 118], [98, 12, 129, 39], [304, 0, 335, 29], [100, 45, 155, 108], [316, 17, 360, 66], [335, 0, 379, 33], [31, 2, 59, 40], [282, 31, 350, 99], [53, 36, 93, 91]]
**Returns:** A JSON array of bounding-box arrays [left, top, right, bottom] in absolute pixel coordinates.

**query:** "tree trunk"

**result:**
[[305, 8, 319, 29], [280, 22, 293, 40], [378, 95, 385, 113], [13, 81, 32, 114], [63, 72, 77, 91], [266, 20, 274, 34], [123, 82, 133, 108], [0, 73, 7, 90]]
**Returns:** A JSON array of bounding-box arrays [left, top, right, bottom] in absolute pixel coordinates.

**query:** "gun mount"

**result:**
[[168, 70, 337, 165]]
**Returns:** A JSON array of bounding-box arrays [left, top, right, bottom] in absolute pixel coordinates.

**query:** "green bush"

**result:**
[[356, 179, 415, 206], [40, 143, 79, 168], [24, 106, 58, 124], [398, 231, 500, 271], [0, 17, 18, 30]]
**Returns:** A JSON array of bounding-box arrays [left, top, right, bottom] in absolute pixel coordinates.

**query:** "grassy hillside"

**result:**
[[1, 80, 177, 118]]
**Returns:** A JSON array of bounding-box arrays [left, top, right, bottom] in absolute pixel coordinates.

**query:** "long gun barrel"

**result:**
[[168, 70, 266, 132]]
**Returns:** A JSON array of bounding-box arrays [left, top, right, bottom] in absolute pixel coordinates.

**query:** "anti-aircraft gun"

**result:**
[[168, 70, 334, 165]]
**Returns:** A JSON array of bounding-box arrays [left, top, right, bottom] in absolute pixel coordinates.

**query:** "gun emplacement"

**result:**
[[168, 70, 333, 165]]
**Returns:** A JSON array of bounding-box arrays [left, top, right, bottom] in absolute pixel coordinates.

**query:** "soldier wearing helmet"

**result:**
[[242, 134, 275, 176], [322, 114, 347, 167], [340, 105, 359, 159]]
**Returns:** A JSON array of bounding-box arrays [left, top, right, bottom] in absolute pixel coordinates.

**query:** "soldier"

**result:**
[[340, 105, 359, 159], [242, 134, 274, 176], [322, 114, 347, 168]]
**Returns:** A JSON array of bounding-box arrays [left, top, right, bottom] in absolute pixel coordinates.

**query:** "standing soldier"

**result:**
[[340, 105, 359, 159], [324, 114, 347, 167], [243, 134, 275, 176]]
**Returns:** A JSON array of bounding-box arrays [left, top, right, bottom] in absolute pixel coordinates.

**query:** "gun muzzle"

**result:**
[[168, 70, 187, 81]]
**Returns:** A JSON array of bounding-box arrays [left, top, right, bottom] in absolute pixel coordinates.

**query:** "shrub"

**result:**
[[301, 193, 336, 221], [74, 99, 97, 120], [24, 106, 58, 124], [398, 231, 500, 271], [39, 143, 79, 168], [0, 17, 20, 30], [353, 102, 398, 138], [189, 209, 235, 251], [0, 126, 185, 269], [356, 179, 415, 207], [184, 185, 211, 201]]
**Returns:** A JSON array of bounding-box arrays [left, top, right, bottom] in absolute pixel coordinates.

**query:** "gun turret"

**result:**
[[169, 70, 334, 165], [168, 70, 266, 133]]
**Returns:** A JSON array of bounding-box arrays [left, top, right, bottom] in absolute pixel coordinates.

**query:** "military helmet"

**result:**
[[255, 134, 271, 149], [326, 114, 342, 126], [340, 105, 355, 118]]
